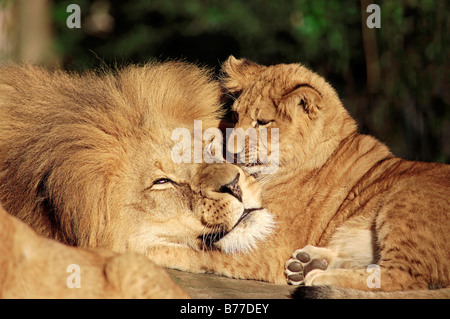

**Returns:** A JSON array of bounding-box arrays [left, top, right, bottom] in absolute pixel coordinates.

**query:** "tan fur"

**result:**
[[0, 62, 275, 297], [0, 203, 188, 298], [221, 56, 450, 298], [3, 59, 448, 299]]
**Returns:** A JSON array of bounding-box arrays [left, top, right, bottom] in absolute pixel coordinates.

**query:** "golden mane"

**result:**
[[0, 62, 223, 246]]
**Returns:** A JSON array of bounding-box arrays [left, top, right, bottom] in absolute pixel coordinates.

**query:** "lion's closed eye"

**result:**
[[147, 178, 176, 190]]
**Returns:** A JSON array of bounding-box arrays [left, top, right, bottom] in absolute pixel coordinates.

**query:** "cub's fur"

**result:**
[[222, 56, 450, 298]]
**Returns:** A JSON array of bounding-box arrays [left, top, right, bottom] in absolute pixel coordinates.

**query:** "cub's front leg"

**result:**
[[145, 243, 286, 284], [284, 245, 377, 290], [145, 245, 228, 275]]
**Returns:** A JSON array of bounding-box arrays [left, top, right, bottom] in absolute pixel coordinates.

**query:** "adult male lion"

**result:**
[[0, 62, 274, 296]]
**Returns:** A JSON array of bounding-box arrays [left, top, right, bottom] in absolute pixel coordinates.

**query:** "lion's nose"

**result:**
[[219, 173, 242, 202]]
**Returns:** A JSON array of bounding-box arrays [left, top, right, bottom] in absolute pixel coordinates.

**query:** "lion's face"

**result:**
[[0, 62, 274, 257], [222, 56, 353, 174], [111, 133, 274, 255]]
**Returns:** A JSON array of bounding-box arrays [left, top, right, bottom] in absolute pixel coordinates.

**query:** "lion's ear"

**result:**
[[281, 85, 323, 120], [221, 56, 264, 94]]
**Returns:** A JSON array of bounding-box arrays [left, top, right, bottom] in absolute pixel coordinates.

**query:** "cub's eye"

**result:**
[[256, 119, 272, 127]]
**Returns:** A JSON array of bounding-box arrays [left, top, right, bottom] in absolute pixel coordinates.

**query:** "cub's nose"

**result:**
[[219, 173, 242, 202]]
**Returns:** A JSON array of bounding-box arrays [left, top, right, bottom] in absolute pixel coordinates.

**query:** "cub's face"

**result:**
[[222, 56, 347, 174]]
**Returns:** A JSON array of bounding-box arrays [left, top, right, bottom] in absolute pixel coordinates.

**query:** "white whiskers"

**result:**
[[214, 209, 276, 255]]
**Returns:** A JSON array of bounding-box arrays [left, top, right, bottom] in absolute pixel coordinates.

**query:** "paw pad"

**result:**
[[285, 248, 329, 285]]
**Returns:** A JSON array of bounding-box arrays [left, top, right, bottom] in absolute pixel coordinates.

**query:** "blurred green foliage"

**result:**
[[52, 0, 449, 163]]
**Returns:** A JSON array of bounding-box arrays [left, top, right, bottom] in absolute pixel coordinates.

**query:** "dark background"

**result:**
[[1, 0, 448, 163]]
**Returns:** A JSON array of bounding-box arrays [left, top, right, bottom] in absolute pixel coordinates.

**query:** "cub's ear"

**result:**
[[221, 55, 264, 94], [281, 85, 323, 120]]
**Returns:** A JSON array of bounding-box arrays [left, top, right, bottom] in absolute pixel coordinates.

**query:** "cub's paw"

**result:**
[[284, 245, 333, 285]]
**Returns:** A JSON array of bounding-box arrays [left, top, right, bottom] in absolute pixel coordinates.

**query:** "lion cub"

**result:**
[[222, 56, 450, 298]]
